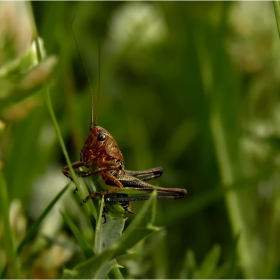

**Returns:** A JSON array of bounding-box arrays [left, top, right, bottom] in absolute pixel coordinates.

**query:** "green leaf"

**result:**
[[97, 213, 126, 253], [62, 260, 117, 279], [61, 191, 161, 279]]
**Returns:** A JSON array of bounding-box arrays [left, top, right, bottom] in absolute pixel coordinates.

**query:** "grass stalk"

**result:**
[[26, 2, 83, 201], [0, 169, 21, 278], [273, 1, 280, 39], [196, 21, 255, 277], [210, 104, 254, 278]]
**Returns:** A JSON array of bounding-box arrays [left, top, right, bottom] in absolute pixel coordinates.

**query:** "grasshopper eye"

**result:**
[[97, 132, 106, 141]]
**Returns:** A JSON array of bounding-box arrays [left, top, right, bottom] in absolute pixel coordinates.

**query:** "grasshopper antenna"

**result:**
[[94, 44, 101, 127], [71, 15, 95, 128]]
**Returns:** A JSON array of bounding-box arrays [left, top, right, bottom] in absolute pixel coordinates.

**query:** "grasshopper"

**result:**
[[62, 23, 187, 216], [62, 124, 187, 207]]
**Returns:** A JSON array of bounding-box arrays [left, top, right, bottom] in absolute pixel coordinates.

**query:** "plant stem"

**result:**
[[108, 266, 123, 279]]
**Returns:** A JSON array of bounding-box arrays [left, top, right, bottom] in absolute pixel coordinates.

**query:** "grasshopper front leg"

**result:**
[[81, 170, 125, 205], [62, 161, 85, 181], [62, 161, 119, 194], [80, 160, 126, 205], [62, 161, 85, 193]]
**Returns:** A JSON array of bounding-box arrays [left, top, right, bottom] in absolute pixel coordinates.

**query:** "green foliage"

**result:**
[[179, 244, 236, 279], [0, 184, 70, 278], [1, 1, 280, 278], [62, 192, 159, 279]]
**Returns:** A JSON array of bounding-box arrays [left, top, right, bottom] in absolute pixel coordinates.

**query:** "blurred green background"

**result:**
[[1, 1, 280, 278]]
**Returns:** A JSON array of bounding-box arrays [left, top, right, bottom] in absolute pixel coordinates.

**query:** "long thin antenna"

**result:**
[[71, 15, 94, 128], [94, 44, 101, 126]]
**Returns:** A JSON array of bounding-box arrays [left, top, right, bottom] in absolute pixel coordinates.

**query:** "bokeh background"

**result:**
[[1, 1, 280, 278]]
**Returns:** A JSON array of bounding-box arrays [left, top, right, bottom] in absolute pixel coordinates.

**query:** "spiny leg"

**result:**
[[105, 194, 186, 203], [118, 175, 187, 198]]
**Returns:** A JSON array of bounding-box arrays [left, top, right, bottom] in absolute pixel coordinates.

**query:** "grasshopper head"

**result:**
[[80, 125, 123, 167]]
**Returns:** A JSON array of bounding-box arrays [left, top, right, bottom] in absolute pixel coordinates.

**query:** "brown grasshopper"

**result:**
[[62, 23, 187, 212], [62, 124, 187, 206]]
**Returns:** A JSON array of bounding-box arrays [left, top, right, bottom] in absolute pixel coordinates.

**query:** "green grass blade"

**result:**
[[28, 2, 98, 242], [1, 183, 70, 278], [17, 184, 70, 255], [108, 266, 124, 279], [273, 1, 280, 39], [61, 210, 94, 259], [196, 244, 221, 278], [0, 169, 21, 279], [17, 183, 70, 254], [94, 196, 104, 254], [26, 1, 82, 200], [82, 178, 98, 230]]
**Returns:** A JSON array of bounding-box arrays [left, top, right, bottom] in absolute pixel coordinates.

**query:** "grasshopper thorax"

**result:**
[[80, 125, 124, 168]]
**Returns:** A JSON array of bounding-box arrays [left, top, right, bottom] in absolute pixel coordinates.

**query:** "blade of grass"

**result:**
[[61, 210, 95, 259], [27, 2, 98, 224], [1, 183, 70, 278], [108, 266, 124, 279], [195, 23, 255, 277], [94, 196, 104, 254], [210, 65, 254, 279], [83, 178, 98, 227], [0, 169, 21, 279], [196, 244, 221, 278], [273, 1, 280, 39], [26, 1, 96, 222], [17, 184, 70, 255], [26, 1, 82, 200]]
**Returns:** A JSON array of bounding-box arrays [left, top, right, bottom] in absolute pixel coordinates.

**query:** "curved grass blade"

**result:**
[[197, 244, 221, 278], [26, 2, 82, 199], [1, 183, 70, 278], [61, 210, 94, 259]]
